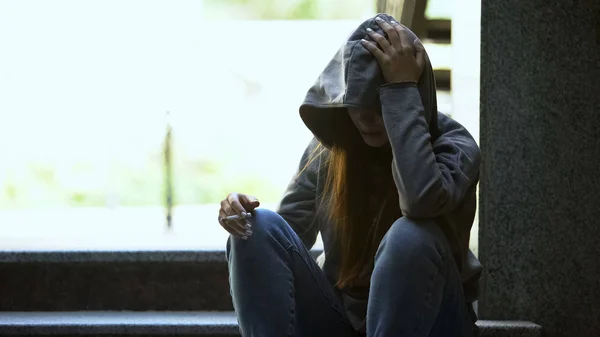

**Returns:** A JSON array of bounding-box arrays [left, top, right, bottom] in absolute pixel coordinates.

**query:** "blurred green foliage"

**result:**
[[203, 0, 375, 20], [0, 0, 452, 210], [202, 0, 451, 20], [0, 155, 283, 209]]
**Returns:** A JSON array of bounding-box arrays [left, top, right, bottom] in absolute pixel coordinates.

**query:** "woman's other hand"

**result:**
[[218, 192, 260, 239], [361, 17, 426, 84]]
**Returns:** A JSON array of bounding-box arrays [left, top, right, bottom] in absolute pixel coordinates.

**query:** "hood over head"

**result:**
[[299, 13, 439, 149]]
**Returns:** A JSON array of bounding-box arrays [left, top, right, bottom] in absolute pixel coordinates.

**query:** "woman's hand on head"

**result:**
[[218, 192, 260, 239], [361, 17, 426, 84]]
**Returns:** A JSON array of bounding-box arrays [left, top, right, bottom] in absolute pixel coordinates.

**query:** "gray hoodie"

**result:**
[[276, 14, 482, 332]]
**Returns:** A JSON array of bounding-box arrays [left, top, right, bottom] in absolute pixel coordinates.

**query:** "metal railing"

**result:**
[[164, 111, 173, 229]]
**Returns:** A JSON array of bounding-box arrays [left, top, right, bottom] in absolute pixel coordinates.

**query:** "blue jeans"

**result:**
[[226, 209, 476, 337]]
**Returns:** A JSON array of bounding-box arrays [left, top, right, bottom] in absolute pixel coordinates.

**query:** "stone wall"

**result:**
[[478, 1, 600, 337]]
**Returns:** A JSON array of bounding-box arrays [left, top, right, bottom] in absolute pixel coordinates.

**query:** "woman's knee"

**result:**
[[249, 208, 290, 237], [227, 208, 291, 253], [375, 217, 449, 268]]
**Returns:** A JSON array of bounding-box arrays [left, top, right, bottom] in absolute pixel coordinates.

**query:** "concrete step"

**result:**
[[0, 250, 320, 311], [0, 311, 542, 337], [0, 311, 238, 336], [0, 250, 233, 311]]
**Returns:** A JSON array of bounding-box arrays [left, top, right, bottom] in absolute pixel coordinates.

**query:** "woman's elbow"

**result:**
[[400, 203, 433, 219], [399, 189, 449, 219]]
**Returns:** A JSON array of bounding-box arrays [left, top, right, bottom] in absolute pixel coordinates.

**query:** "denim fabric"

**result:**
[[227, 208, 476, 337], [366, 215, 476, 337]]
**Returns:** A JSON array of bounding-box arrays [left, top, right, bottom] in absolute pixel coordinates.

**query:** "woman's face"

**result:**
[[347, 107, 389, 147]]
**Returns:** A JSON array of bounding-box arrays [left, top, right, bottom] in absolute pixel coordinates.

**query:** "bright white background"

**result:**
[[0, 0, 478, 252]]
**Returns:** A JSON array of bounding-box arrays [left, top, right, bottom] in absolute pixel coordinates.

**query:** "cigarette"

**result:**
[[225, 213, 252, 221]]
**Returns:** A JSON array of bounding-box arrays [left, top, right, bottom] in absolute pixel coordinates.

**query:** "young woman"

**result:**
[[218, 14, 482, 337]]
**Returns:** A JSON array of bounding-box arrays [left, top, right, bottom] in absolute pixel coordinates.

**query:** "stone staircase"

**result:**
[[0, 12, 543, 337], [0, 250, 542, 336]]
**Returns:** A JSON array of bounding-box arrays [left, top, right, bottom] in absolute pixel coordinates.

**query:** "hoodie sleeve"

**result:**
[[378, 82, 481, 219], [275, 137, 321, 249]]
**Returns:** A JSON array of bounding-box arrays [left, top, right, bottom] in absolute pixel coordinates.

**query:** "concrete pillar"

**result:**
[[478, 1, 600, 337]]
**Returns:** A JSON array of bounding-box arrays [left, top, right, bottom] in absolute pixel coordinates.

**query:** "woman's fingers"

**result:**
[[395, 25, 415, 54], [239, 194, 260, 210], [374, 16, 402, 49], [218, 209, 237, 235], [218, 209, 240, 236], [414, 39, 427, 72], [220, 199, 248, 237], [366, 28, 392, 54], [217, 192, 259, 239], [364, 16, 425, 83], [226, 194, 250, 229], [220, 211, 249, 238], [227, 193, 247, 215], [366, 17, 417, 66], [361, 39, 386, 62], [226, 193, 248, 224]]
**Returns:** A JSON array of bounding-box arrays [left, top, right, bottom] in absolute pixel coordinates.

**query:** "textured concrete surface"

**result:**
[[478, 1, 600, 337], [477, 321, 542, 337], [0, 260, 232, 311], [0, 249, 323, 311]]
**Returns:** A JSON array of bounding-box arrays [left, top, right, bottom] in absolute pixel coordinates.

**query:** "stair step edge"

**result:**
[[0, 249, 324, 263], [0, 312, 541, 336]]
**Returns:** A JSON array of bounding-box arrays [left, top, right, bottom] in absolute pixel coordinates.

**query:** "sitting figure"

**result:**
[[218, 13, 482, 337]]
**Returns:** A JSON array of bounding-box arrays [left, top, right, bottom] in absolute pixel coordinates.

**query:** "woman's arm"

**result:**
[[275, 137, 321, 249], [379, 83, 481, 218], [361, 18, 480, 218]]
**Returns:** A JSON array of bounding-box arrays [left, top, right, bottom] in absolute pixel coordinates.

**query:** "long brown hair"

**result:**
[[313, 111, 401, 289]]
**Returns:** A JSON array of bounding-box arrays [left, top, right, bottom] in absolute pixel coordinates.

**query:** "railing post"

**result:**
[[376, 0, 428, 38], [163, 111, 173, 229]]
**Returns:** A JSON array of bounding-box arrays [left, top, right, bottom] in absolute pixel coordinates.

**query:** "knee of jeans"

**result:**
[[375, 217, 448, 267], [227, 208, 289, 251], [249, 208, 288, 237]]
